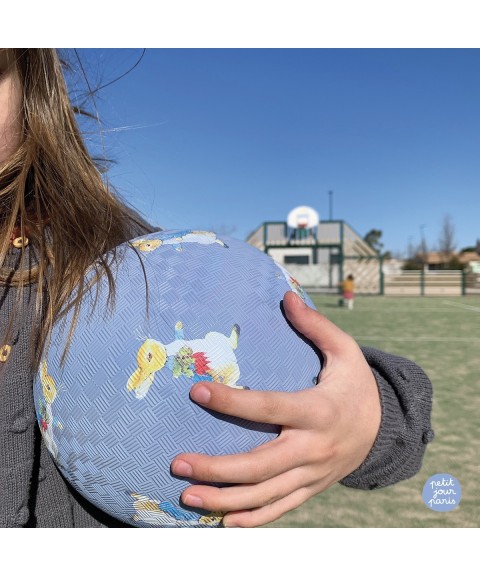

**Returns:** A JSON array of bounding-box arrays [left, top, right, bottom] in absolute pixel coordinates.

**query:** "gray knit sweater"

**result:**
[[0, 250, 434, 528]]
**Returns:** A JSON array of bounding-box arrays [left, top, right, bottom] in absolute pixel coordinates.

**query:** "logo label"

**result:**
[[422, 473, 462, 512]]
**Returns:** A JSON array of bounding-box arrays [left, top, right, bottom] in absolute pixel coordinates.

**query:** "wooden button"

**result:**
[[12, 236, 29, 249], [0, 344, 11, 362]]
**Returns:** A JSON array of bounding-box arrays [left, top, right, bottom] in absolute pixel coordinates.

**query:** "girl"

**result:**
[[342, 274, 355, 310], [0, 48, 433, 528]]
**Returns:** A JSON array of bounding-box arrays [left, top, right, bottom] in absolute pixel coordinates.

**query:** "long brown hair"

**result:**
[[0, 49, 155, 367]]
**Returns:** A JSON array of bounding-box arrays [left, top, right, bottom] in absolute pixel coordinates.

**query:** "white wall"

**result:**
[[268, 248, 341, 287]]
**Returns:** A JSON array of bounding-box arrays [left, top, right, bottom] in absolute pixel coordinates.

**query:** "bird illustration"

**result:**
[[127, 323, 243, 399]]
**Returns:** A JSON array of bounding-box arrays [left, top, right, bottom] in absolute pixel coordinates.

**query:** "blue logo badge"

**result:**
[[422, 473, 462, 512]]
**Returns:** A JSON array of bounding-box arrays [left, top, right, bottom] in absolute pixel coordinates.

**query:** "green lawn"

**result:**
[[266, 295, 480, 528]]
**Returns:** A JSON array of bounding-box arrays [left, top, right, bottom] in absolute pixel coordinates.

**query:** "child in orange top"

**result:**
[[342, 274, 355, 310]]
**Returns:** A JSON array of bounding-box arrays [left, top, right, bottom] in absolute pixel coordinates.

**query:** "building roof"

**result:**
[[247, 220, 377, 257], [421, 251, 480, 264], [459, 251, 480, 264]]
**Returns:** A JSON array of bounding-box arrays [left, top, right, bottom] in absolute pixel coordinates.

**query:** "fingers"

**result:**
[[177, 461, 338, 527], [283, 291, 358, 356], [172, 420, 336, 486], [172, 433, 306, 485], [222, 485, 325, 528], [189, 380, 316, 428], [181, 466, 311, 513], [222, 488, 312, 527], [181, 467, 336, 528]]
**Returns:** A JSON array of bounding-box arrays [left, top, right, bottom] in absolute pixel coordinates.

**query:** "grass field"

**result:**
[[266, 295, 480, 528]]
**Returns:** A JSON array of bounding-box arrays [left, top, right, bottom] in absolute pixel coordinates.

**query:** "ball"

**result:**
[[34, 230, 321, 527]]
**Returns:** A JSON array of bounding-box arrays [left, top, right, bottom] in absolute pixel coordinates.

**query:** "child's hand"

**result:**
[[171, 291, 381, 527]]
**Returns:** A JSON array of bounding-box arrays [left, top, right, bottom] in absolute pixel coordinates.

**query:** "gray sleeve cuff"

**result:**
[[340, 346, 434, 490]]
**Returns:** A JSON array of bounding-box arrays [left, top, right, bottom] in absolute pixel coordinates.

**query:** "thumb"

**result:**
[[283, 291, 356, 356]]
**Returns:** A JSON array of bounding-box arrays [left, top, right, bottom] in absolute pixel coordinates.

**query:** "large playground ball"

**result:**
[[33, 230, 321, 527]]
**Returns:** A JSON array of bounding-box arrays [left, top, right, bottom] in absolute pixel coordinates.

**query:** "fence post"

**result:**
[[379, 255, 384, 295], [462, 269, 466, 296], [339, 222, 344, 290], [420, 267, 425, 296]]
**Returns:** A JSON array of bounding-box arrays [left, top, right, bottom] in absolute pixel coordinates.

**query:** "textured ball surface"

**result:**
[[33, 230, 321, 527]]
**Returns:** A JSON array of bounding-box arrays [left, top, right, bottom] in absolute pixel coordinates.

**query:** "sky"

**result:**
[[70, 48, 480, 257]]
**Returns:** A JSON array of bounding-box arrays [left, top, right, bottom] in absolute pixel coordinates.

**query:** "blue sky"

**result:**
[[72, 48, 480, 256]]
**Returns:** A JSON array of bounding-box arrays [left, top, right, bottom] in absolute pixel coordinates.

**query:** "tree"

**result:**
[[402, 236, 426, 270], [402, 242, 424, 270], [406, 237, 416, 260], [419, 225, 428, 265], [402, 259, 423, 270], [363, 229, 384, 254], [438, 214, 456, 266], [447, 255, 464, 270]]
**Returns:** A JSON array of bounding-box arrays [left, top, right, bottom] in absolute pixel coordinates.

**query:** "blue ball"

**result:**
[[34, 230, 321, 527]]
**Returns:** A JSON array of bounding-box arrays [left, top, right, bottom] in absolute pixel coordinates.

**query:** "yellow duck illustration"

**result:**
[[39, 361, 61, 457], [198, 512, 225, 526], [131, 231, 228, 253], [130, 238, 162, 252], [127, 339, 168, 399], [40, 360, 57, 404]]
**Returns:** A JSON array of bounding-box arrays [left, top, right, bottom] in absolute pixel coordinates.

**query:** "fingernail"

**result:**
[[190, 384, 211, 404], [222, 518, 237, 528], [293, 292, 307, 307], [183, 494, 203, 508], [286, 291, 306, 307], [172, 459, 193, 477]]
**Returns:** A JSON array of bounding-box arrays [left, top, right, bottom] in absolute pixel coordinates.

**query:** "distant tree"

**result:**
[[402, 259, 423, 271], [447, 255, 464, 270], [459, 246, 477, 254], [418, 233, 428, 265], [363, 229, 384, 253], [438, 214, 456, 267], [406, 237, 416, 260], [402, 238, 426, 270]]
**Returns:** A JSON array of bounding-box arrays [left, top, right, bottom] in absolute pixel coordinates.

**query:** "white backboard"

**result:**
[[287, 206, 320, 229]]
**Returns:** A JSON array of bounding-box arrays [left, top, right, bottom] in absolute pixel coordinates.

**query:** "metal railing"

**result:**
[[384, 270, 468, 296]]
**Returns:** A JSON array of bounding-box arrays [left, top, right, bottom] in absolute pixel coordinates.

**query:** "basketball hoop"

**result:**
[[287, 206, 320, 229]]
